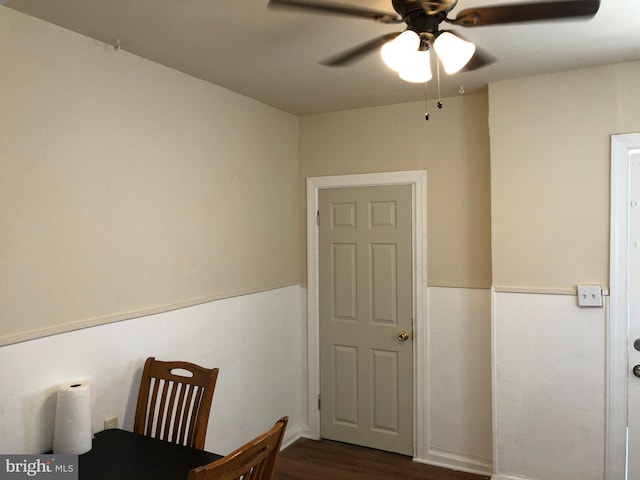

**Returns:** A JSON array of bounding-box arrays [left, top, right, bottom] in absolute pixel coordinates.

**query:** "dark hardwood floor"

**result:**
[[274, 438, 490, 480]]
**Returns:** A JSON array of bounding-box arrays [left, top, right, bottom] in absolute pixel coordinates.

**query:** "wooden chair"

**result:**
[[133, 356, 219, 450], [187, 417, 288, 480]]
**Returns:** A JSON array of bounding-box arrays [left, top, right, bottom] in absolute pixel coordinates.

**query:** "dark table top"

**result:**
[[79, 429, 222, 480]]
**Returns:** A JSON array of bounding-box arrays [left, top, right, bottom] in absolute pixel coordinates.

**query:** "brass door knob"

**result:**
[[398, 331, 409, 342]]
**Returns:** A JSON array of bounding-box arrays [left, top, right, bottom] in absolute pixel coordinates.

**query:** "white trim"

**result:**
[[491, 287, 499, 475], [415, 448, 492, 476], [491, 475, 531, 480], [609, 133, 640, 480], [305, 170, 428, 460], [281, 426, 302, 451], [0, 281, 299, 347], [493, 285, 610, 296]]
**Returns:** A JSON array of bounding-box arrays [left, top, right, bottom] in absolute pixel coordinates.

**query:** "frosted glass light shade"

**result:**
[[399, 49, 432, 83], [381, 30, 420, 72], [433, 31, 476, 74]]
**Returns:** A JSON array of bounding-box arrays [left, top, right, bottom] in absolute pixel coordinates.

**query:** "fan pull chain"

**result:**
[[424, 80, 429, 121], [436, 57, 443, 110]]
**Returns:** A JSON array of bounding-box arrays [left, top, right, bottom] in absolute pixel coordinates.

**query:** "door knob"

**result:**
[[398, 331, 409, 342], [634, 365, 640, 378]]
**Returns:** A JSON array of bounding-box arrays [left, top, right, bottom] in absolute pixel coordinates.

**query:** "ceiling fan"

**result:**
[[268, 0, 600, 82]]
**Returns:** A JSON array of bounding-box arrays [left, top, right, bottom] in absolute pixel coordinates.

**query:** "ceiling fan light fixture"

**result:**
[[381, 30, 420, 72], [399, 49, 432, 83], [433, 31, 476, 74]]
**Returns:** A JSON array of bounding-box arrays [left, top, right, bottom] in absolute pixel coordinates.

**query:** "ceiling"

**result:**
[[4, 0, 640, 115]]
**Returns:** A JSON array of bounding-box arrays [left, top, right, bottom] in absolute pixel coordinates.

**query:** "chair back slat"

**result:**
[[179, 385, 198, 445], [157, 379, 173, 441], [172, 383, 187, 444], [146, 377, 163, 438], [187, 417, 288, 480], [133, 357, 219, 449], [165, 381, 181, 442], [172, 383, 192, 445]]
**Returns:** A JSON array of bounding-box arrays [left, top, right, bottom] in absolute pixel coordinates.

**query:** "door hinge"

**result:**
[[318, 395, 321, 411], [317, 210, 320, 226]]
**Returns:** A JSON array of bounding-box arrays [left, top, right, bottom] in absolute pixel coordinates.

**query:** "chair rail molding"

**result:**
[[491, 475, 532, 480]]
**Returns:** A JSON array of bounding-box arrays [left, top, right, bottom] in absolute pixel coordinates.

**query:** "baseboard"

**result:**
[[413, 448, 492, 476], [491, 474, 531, 480], [298, 423, 320, 441], [281, 424, 302, 450]]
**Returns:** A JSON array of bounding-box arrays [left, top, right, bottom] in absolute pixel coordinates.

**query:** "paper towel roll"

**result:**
[[53, 381, 93, 455]]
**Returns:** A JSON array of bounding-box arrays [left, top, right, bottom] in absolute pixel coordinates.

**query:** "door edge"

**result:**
[[609, 133, 640, 479]]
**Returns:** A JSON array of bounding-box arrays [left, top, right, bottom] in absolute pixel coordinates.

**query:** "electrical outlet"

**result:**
[[104, 416, 118, 430], [577, 285, 603, 307]]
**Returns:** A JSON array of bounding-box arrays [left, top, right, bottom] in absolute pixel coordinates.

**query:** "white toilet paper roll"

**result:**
[[53, 381, 93, 454]]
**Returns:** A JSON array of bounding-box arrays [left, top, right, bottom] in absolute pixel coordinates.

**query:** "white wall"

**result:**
[[426, 287, 493, 474], [0, 286, 303, 455], [492, 292, 605, 480]]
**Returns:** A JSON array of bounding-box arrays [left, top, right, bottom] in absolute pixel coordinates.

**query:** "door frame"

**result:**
[[609, 133, 640, 479], [305, 170, 428, 461]]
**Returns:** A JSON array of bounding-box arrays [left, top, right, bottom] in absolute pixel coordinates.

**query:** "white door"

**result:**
[[318, 184, 413, 455], [628, 151, 640, 478]]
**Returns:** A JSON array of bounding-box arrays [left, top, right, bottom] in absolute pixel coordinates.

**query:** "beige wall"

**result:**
[[299, 95, 492, 289], [489, 61, 640, 293], [0, 8, 299, 345]]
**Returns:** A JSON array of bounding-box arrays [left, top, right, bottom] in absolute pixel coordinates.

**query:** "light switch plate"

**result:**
[[577, 285, 603, 307]]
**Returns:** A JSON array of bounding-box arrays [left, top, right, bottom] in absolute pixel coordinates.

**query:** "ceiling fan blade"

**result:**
[[321, 32, 401, 66], [268, 0, 401, 24], [460, 47, 496, 72], [450, 0, 599, 26]]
